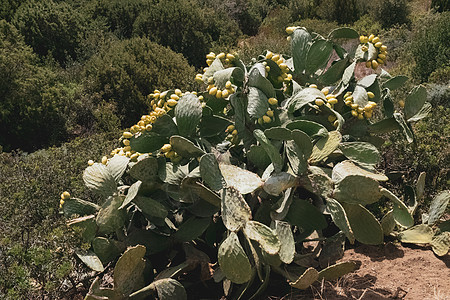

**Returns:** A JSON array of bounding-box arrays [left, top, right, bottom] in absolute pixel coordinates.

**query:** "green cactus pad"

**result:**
[[286, 120, 328, 138], [332, 160, 388, 183], [309, 131, 342, 164], [76, 250, 104, 272], [254, 129, 284, 173], [247, 87, 270, 119], [129, 157, 159, 182], [173, 217, 211, 242], [119, 180, 142, 210], [274, 221, 295, 264], [106, 155, 130, 183], [63, 197, 100, 218], [381, 210, 396, 236], [248, 65, 276, 98], [380, 188, 414, 228], [221, 186, 252, 232], [285, 198, 327, 233], [287, 88, 326, 113], [152, 114, 179, 137], [334, 175, 381, 205], [263, 172, 297, 196], [342, 203, 383, 245], [199, 153, 226, 191], [247, 145, 271, 170], [96, 194, 126, 235], [427, 190, 450, 225], [133, 196, 168, 219], [244, 220, 281, 255], [308, 172, 333, 198], [174, 94, 202, 137], [339, 142, 381, 168], [67, 215, 97, 242], [170, 135, 205, 158], [127, 229, 169, 255], [92, 237, 123, 264], [114, 245, 146, 296], [317, 261, 357, 281], [325, 198, 355, 243], [143, 278, 187, 300], [83, 163, 117, 197], [219, 164, 263, 194], [289, 267, 319, 290], [398, 224, 434, 244], [218, 232, 253, 284], [431, 232, 450, 256]]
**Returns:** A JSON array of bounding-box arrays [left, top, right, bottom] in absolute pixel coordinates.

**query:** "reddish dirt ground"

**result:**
[[287, 243, 450, 300]]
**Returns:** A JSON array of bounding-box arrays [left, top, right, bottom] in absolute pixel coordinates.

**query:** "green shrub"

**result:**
[[316, 0, 359, 24], [368, 0, 410, 29], [0, 0, 21, 21], [12, 0, 88, 65], [352, 14, 383, 35], [0, 132, 119, 299], [432, 0, 449, 12], [83, 37, 196, 128], [410, 12, 450, 82], [0, 20, 69, 152]]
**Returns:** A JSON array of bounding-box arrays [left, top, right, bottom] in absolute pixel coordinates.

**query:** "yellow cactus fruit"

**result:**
[[258, 117, 264, 125], [206, 59, 213, 66], [380, 45, 388, 52], [374, 42, 382, 48], [377, 58, 384, 65], [226, 125, 235, 133], [206, 52, 215, 60], [399, 100, 405, 108], [309, 84, 318, 89], [167, 99, 178, 107], [321, 87, 329, 95], [198, 95, 204, 102], [287, 36, 291, 42], [361, 45, 368, 52], [130, 153, 139, 161], [217, 52, 226, 60], [286, 26, 295, 34], [145, 124, 153, 131], [266, 110, 274, 117], [344, 91, 352, 98], [372, 37, 380, 44], [315, 99, 325, 106], [226, 53, 235, 60], [378, 54, 386, 60], [123, 131, 133, 139], [351, 103, 359, 110], [101, 156, 108, 165], [216, 89, 222, 98], [367, 91, 375, 99], [88, 159, 94, 166], [286, 74, 293, 81], [366, 61, 372, 68], [61, 191, 71, 200], [357, 107, 364, 113], [170, 94, 179, 101], [368, 101, 377, 107], [60, 199, 65, 207], [357, 113, 364, 120], [265, 51, 273, 60], [368, 34, 375, 42], [138, 120, 145, 127], [345, 100, 352, 106], [364, 111, 373, 118], [207, 77, 214, 84], [268, 97, 278, 105], [175, 89, 182, 96], [161, 144, 172, 153], [345, 95, 353, 102], [351, 110, 359, 117], [262, 115, 272, 123], [225, 81, 232, 89], [328, 115, 337, 122], [123, 146, 131, 152], [272, 54, 280, 62], [371, 60, 379, 69], [209, 87, 218, 96], [231, 129, 238, 136], [325, 103, 332, 109], [222, 89, 229, 98], [165, 150, 176, 159], [359, 35, 366, 43], [279, 63, 288, 70], [328, 98, 338, 105], [276, 58, 284, 66], [265, 66, 270, 73]]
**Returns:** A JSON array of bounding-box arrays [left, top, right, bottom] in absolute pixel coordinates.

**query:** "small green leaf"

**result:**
[[244, 220, 281, 255], [96, 194, 126, 235], [428, 190, 450, 225], [352, 85, 368, 108], [83, 163, 117, 197], [328, 27, 359, 39], [151, 278, 187, 300], [380, 188, 414, 228], [357, 74, 377, 88], [170, 136, 205, 158], [405, 85, 427, 121], [289, 267, 319, 290], [107, 155, 130, 183], [325, 197, 355, 243], [119, 180, 142, 209], [339, 142, 381, 168], [175, 94, 202, 137], [398, 224, 434, 244], [275, 221, 295, 264], [264, 127, 292, 140], [219, 164, 263, 194], [199, 153, 226, 191], [381, 210, 396, 236], [334, 175, 381, 205], [286, 140, 308, 175], [254, 129, 284, 173], [247, 87, 270, 118], [416, 172, 426, 201], [368, 117, 400, 134], [305, 40, 333, 74], [317, 261, 357, 281], [383, 75, 408, 90], [213, 67, 245, 88], [76, 250, 104, 272], [221, 186, 252, 232], [173, 217, 210, 242], [342, 203, 383, 245], [309, 131, 342, 164], [130, 132, 167, 153], [218, 232, 252, 284], [114, 245, 146, 296]]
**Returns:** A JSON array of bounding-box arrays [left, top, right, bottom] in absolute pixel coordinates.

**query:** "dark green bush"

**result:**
[[0, 0, 21, 21], [83, 37, 196, 128], [0, 20, 69, 152], [368, 0, 410, 29], [316, 0, 359, 25], [0, 132, 119, 299], [432, 0, 449, 12], [410, 12, 450, 82], [12, 0, 88, 65]]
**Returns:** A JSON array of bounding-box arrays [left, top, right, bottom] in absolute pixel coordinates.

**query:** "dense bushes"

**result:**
[[367, 0, 410, 28], [83, 37, 196, 128], [0, 132, 119, 299]]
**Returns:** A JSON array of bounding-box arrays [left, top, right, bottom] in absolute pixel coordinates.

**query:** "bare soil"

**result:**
[[285, 243, 450, 300]]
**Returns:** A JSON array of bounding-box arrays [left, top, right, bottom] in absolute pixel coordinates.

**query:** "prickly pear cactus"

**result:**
[[60, 25, 436, 299]]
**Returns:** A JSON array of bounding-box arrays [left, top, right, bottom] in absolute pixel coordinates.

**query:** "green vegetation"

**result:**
[[0, 0, 448, 298]]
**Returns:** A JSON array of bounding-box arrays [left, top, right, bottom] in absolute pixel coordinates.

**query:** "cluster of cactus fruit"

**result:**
[[61, 26, 449, 300]]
